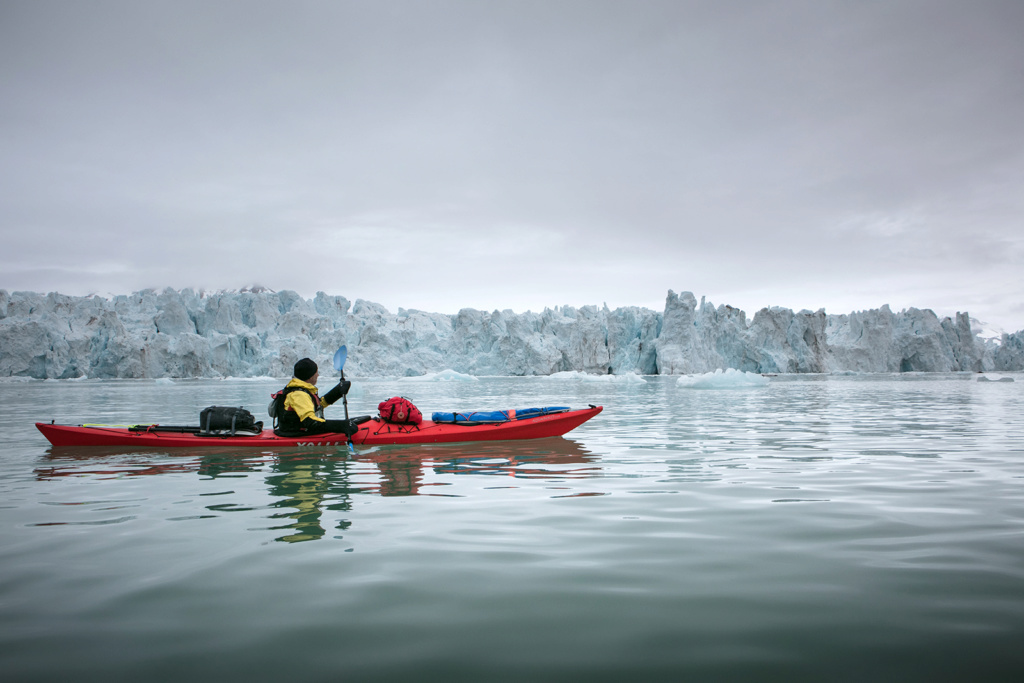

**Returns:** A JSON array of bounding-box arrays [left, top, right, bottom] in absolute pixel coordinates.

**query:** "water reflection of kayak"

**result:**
[[37, 437, 599, 486], [36, 406, 603, 448]]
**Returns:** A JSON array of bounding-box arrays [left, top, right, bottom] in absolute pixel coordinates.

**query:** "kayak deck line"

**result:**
[[36, 406, 603, 448]]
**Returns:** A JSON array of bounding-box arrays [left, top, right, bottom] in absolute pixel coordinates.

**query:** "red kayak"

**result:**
[[36, 406, 603, 448]]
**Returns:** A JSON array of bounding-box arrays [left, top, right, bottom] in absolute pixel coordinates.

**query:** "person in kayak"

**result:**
[[272, 358, 357, 437]]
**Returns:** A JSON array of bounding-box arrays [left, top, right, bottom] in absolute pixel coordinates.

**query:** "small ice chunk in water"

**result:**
[[677, 368, 769, 389], [400, 369, 479, 382], [544, 371, 647, 383]]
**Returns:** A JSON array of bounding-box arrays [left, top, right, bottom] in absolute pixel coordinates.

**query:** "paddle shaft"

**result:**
[[333, 345, 355, 453], [340, 368, 350, 422]]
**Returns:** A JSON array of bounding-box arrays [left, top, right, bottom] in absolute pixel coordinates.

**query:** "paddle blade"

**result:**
[[333, 345, 347, 372]]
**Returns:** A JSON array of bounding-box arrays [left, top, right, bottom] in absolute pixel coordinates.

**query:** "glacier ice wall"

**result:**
[[653, 291, 992, 374], [0, 287, 1018, 379]]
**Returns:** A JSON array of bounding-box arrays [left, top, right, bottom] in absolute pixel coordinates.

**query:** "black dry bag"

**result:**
[[199, 406, 263, 436]]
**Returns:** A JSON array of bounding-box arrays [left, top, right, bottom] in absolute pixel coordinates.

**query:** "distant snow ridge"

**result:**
[[0, 287, 1021, 379]]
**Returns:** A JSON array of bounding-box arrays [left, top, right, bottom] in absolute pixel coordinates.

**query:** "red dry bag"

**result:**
[[377, 396, 423, 425]]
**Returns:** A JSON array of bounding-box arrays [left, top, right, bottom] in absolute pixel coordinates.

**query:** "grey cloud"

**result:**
[[1, 0, 1023, 330]]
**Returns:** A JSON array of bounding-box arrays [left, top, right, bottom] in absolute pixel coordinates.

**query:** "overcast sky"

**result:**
[[2, 0, 1023, 331]]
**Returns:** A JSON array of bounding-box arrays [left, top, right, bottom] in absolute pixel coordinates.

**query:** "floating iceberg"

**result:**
[[677, 368, 770, 389]]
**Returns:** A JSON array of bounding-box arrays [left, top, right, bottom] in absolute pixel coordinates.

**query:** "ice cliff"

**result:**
[[0, 287, 1020, 379]]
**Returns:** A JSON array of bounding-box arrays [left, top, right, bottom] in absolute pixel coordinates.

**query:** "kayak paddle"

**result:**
[[333, 345, 355, 453]]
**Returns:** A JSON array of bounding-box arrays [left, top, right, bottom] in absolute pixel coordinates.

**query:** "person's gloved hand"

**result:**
[[322, 380, 351, 405]]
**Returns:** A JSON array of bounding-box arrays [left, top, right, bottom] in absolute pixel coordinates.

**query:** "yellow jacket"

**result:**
[[282, 378, 331, 423]]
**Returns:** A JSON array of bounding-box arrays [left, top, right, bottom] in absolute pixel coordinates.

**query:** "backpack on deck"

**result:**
[[377, 397, 423, 425], [199, 406, 262, 436]]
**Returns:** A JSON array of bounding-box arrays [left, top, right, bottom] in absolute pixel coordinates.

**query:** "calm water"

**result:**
[[2, 373, 1023, 682]]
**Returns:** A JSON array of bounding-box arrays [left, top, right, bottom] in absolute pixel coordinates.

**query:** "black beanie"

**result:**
[[293, 358, 318, 381]]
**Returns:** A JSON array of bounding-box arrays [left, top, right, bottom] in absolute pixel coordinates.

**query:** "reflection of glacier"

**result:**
[[2, 287, 1022, 378]]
